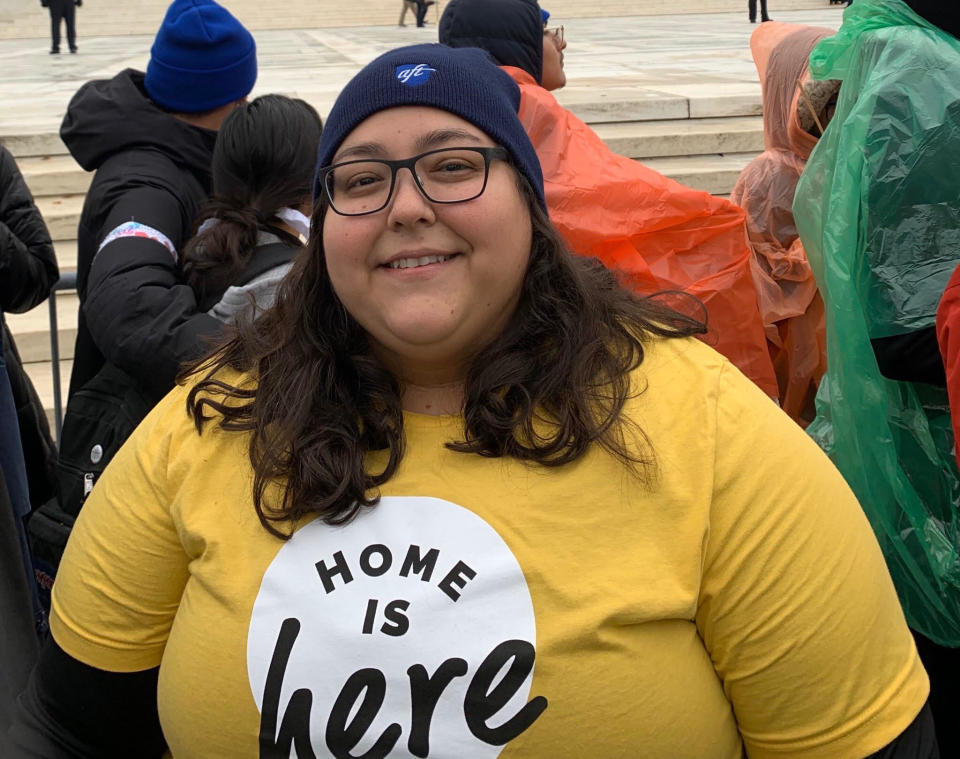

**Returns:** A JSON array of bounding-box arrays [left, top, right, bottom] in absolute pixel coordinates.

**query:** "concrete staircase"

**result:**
[[3, 0, 844, 429], [5, 145, 88, 431], [5, 89, 764, 432]]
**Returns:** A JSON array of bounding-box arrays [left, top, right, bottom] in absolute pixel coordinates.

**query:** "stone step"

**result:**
[[54, 239, 77, 273], [10, 151, 753, 366], [15, 151, 756, 430], [0, 131, 69, 159], [35, 194, 84, 242], [25, 149, 750, 261], [595, 115, 764, 160], [642, 152, 754, 196], [9, 146, 757, 356], [3, 82, 763, 161], [22, 358, 72, 434], [5, 289, 78, 364], [18, 154, 91, 196], [9, 114, 763, 369], [19, 115, 760, 213]]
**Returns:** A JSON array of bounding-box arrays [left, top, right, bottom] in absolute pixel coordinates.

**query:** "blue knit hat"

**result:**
[[314, 44, 545, 210], [145, 0, 257, 113]]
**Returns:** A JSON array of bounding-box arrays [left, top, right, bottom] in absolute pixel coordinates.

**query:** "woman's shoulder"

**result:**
[[631, 335, 728, 394], [628, 335, 784, 445]]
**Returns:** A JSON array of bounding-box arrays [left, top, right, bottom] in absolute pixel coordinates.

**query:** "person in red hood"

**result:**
[[920, 0, 960, 476], [729, 22, 838, 426], [439, 0, 778, 399], [937, 268, 960, 471]]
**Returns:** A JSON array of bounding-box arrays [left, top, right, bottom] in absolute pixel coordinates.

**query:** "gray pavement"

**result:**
[[0, 0, 836, 39], [0, 8, 843, 139]]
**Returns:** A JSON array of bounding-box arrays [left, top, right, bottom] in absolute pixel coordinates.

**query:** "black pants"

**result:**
[[912, 629, 960, 756], [748, 0, 769, 21], [414, 0, 429, 27], [49, 0, 76, 52]]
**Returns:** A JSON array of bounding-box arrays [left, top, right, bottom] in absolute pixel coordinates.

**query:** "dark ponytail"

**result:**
[[182, 95, 323, 303]]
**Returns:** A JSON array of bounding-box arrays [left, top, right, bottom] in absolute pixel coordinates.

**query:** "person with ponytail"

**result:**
[[31, 95, 321, 604], [181, 94, 322, 326]]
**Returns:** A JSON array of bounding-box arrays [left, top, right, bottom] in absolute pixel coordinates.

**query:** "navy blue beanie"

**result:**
[[439, 0, 543, 86], [145, 0, 257, 113], [314, 44, 545, 210]]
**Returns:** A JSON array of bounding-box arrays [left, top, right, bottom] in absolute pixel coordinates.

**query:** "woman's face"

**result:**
[[541, 28, 567, 91], [322, 106, 533, 381]]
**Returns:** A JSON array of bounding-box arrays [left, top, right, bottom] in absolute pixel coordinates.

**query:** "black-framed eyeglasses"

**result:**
[[318, 146, 510, 217], [544, 25, 564, 43]]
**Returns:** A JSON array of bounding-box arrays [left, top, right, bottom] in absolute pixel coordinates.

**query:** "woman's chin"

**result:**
[[372, 321, 468, 362]]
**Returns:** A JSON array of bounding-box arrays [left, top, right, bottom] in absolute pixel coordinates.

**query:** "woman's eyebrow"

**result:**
[[416, 129, 484, 151], [333, 130, 485, 163], [333, 142, 386, 162]]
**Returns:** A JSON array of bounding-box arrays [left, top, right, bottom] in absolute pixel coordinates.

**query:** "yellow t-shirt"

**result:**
[[51, 337, 927, 759]]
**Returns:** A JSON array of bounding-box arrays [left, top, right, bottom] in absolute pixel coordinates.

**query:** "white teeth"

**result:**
[[388, 254, 452, 269]]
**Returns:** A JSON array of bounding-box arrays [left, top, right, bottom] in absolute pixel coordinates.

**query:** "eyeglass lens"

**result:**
[[325, 148, 493, 216]]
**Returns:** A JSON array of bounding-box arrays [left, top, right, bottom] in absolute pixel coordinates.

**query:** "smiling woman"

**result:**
[[8, 43, 935, 759], [320, 108, 534, 408]]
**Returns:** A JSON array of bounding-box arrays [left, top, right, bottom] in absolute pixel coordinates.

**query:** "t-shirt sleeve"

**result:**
[[695, 361, 929, 759], [49, 386, 192, 672]]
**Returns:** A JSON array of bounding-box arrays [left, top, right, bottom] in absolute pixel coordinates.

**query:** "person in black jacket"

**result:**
[[60, 0, 256, 407], [37, 0, 258, 592], [0, 143, 59, 560], [44, 0, 81, 54], [0, 142, 59, 734]]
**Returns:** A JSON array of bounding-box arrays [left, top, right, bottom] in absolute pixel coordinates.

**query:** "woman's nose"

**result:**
[[386, 167, 435, 227]]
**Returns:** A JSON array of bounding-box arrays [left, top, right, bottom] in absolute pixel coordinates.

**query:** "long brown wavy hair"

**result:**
[[183, 175, 706, 538]]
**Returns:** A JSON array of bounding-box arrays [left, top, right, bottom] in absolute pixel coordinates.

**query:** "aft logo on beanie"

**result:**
[[395, 63, 436, 86]]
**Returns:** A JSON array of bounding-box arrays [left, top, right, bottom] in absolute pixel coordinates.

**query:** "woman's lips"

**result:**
[[385, 253, 456, 270]]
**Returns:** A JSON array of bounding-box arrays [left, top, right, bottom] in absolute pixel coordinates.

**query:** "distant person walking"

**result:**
[[749, 0, 771, 23], [42, 0, 80, 54], [398, 0, 434, 27], [415, 0, 435, 27]]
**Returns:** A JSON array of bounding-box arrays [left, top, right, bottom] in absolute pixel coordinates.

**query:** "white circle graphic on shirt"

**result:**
[[247, 496, 545, 758]]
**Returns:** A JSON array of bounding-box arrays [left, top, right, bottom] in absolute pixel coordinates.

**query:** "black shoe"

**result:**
[[748, 17, 756, 23], [761, 16, 771, 22], [69, 47, 78, 53], [50, 48, 60, 54]]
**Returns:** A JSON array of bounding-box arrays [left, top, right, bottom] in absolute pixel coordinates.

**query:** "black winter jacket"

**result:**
[[60, 69, 222, 402], [0, 144, 59, 511], [0, 146, 58, 316], [439, 0, 543, 84]]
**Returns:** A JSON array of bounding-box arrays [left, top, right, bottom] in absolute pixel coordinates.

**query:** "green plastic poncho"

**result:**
[[794, 0, 960, 645]]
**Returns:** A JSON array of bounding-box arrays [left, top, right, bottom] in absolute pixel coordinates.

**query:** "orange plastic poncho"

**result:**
[[729, 22, 834, 424], [505, 66, 778, 399]]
